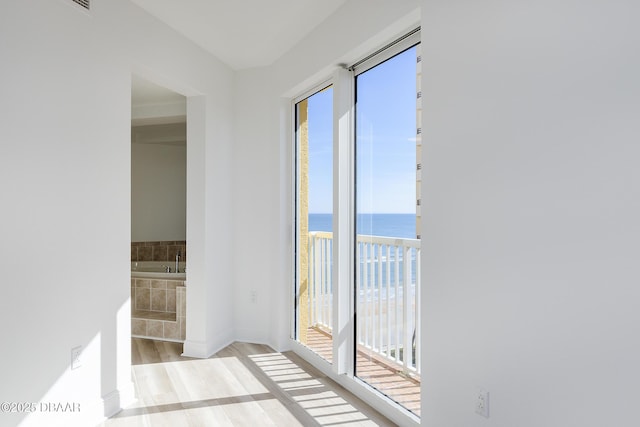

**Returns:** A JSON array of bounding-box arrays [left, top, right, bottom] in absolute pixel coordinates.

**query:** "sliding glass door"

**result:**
[[354, 44, 421, 415], [293, 30, 422, 418], [294, 85, 334, 362]]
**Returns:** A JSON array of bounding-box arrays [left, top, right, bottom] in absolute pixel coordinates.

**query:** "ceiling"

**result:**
[[131, 75, 186, 106], [131, 74, 186, 125], [130, 0, 348, 70]]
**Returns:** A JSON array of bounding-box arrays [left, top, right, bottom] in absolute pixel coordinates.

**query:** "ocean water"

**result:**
[[308, 213, 416, 239]]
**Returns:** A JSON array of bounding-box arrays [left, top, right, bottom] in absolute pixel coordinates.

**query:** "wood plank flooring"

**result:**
[[101, 338, 398, 426]]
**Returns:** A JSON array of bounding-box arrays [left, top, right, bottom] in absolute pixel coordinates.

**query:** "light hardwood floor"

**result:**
[[306, 328, 420, 416], [101, 338, 398, 426]]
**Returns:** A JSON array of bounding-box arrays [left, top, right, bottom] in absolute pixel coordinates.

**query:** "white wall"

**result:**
[[131, 141, 186, 242], [0, 0, 234, 425], [420, 1, 640, 426], [232, 0, 421, 350]]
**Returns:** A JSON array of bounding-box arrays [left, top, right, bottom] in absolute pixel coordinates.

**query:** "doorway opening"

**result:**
[[130, 75, 187, 343]]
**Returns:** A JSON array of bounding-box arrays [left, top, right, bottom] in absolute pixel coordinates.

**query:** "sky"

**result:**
[[306, 46, 417, 214]]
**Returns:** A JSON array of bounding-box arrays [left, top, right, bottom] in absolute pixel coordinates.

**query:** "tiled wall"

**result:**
[[132, 278, 182, 313], [131, 278, 186, 342], [131, 241, 186, 262]]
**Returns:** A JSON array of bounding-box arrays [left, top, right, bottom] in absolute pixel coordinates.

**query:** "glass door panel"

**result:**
[[295, 86, 334, 362], [354, 46, 421, 415]]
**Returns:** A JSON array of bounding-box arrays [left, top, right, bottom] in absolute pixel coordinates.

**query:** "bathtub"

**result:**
[[131, 261, 186, 280]]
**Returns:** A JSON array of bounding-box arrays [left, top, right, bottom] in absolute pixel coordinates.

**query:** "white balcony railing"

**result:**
[[308, 231, 421, 376]]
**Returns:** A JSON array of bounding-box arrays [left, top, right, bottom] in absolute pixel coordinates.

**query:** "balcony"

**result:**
[[304, 231, 421, 416]]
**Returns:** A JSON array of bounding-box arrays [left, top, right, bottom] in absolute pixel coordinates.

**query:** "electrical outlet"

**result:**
[[71, 346, 82, 370], [475, 388, 489, 418], [250, 290, 257, 303]]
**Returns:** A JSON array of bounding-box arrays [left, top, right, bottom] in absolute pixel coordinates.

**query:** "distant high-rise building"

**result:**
[[416, 46, 422, 239]]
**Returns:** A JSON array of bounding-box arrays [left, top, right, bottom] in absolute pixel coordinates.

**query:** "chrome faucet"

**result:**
[[175, 250, 181, 273]]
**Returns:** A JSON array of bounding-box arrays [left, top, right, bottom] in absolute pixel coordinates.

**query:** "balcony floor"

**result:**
[[306, 327, 421, 417]]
